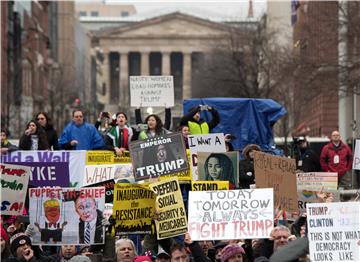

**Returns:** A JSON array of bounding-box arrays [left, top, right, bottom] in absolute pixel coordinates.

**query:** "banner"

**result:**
[[130, 133, 189, 181], [297, 172, 338, 191], [198, 151, 238, 187], [29, 187, 105, 245], [1, 151, 85, 188], [130, 76, 174, 107], [188, 188, 274, 240], [353, 139, 360, 170], [113, 183, 155, 235], [191, 181, 229, 191], [254, 152, 298, 212], [149, 177, 187, 239], [188, 133, 226, 180], [307, 202, 360, 262], [1, 163, 31, 215]]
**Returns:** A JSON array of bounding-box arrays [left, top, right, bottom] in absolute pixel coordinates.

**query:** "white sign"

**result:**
[[353, 139, 360, 170], [297, 172, 338, 191], [130, 76, 174, 107], [188, 188, 274, 240], [188, 133, 226, 180], [307, 202, 360, 262], [84, 163, 135, 186]]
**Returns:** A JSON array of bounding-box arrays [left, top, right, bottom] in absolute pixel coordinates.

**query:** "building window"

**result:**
[[79, 11, 87, 17], [91, 11, 99, 17], [121, 11, 129, 17]]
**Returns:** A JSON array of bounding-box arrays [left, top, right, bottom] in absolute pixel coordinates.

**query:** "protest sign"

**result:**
[[113, 183, 155, 235], [353, 139, 360, 170], [84, 180, 115, 203], [191, 181, 229, 191], [130, 75, 174, 107], [254, 151, 298, 212], [149, 177, 187, 239], [188, 133, 226, 180], [297, 172, 338, 191], [130, 133, 188, 181], [198, 151, 238, 187], [188, 188, 274, 240], [86, 151, 131, 165], [1, 151, 85, 188], [297, 190, 340, 213], [84, 163, 135, 186], [307, 202, 360, 262], [1, 163, 31, 215], [160, 149, 192, 182], [29, 187, 105, 245]]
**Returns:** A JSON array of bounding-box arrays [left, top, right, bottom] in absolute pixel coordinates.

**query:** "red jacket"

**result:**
[[320, 141, 353, 177]]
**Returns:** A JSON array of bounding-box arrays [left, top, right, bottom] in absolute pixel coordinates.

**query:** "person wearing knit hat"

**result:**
[[221, 244, 245, 262], [9, 233, 33, 261], [133, 256, 152, 262], [239, 144, 261, 189]]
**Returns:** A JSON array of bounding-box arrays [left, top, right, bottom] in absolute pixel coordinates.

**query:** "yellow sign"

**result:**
[[113, 183, 155, 235], [191, 181, 229, 191], [86, 151, 131, 165], [149, 177, 187, 239]]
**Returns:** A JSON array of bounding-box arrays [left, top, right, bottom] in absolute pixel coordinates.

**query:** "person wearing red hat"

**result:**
[[133, 256, 152, 262]]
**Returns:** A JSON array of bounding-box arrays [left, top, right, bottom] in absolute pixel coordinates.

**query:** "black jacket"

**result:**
[[44, 126, 59, 150], [19, 134, 49, 150], [295, 148, 321, 172], [239, 158, 256, 189]]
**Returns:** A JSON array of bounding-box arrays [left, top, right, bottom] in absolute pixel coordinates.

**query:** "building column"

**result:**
[[162, 52, 171, 75], [183, 52, 192, 99], [103, 51, 111, 103], [119, 52, 129, 108], [141, 52, 149, 75]]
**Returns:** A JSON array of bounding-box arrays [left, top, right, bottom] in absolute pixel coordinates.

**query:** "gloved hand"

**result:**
[[25, 224, 36, 237]]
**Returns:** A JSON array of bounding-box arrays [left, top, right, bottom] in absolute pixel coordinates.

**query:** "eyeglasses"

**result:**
[[274, 235, 289, 240], [37, 117, 45, 120]]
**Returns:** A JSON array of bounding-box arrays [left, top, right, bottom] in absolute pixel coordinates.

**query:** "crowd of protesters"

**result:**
[[0, 104, 359, 262]]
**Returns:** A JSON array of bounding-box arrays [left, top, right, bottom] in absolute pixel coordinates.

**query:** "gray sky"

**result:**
[[106, 0, 267, 19]]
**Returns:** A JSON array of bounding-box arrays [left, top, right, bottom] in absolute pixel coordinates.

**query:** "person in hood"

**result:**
[[180, 105, 219, 135]]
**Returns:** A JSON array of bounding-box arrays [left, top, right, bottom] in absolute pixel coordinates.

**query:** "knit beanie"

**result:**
[[221, 244, 245, 262], [1, 226, 9, 242], [133, 256, 152, 262], [9, 233, 32, 255], [68, 255, 92, 262]]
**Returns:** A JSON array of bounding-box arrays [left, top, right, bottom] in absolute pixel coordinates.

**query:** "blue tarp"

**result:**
[[183, 98, 287, 154]]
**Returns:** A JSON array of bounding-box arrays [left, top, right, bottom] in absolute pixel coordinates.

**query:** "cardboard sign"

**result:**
[[130, 133, 189, 181], [188, 188, 274, 240], [353, 139, 360, 170], [1, 163, 31, 215], [307, 202, 360, 262], [191, 181, 229, 191], [130, 76, 174, 107], [149, 177, 187, 239], [1, 151, 85, 188], [254, 152, 298, 212], [188, 133, 226, 180], [113, 183, 155, 235], [297, 172, 338, 191], [29, 187, 105, 245], [198, 151, 238, 187]]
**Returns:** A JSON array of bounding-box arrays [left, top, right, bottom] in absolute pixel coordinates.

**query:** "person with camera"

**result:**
[[293, 136, 321, 172], [180, 105, 219, 135], [94, 112, 113, 136]]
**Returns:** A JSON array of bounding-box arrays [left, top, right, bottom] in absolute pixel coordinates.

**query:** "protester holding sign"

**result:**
[[105, 112, 133, 156], [135, 107, 172, 131], [180, 105, 220, 135], [138, 114, 171, 140], [19, 120, 49, 150]]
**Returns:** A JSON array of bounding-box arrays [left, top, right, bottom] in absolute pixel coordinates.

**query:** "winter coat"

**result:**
[[59, 122, 105, 150], [180, 106, 219, 135], [320, 141, 352, 177], [44, 126, 59, 150]]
